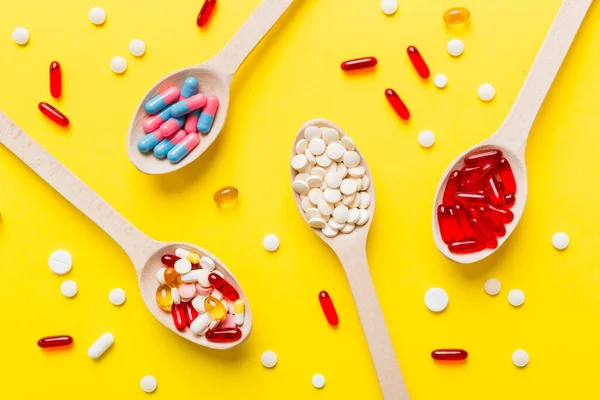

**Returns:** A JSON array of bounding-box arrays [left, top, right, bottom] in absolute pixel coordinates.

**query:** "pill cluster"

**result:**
[[437, 149, 517, 254], [155, 248, 245, 343], [138, 77, 219, 164], [291, 126, 371, 238]]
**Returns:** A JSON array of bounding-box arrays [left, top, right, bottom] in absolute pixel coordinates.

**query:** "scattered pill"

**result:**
[[48, 250, 73, 275], [109, 288, 126, 306], [261, 350, 278, 368], [431, 349, 468, 361], [508, 289, 524, 307], [50, 61, 62, 98], [447, 39, 465, 57], [197, 0, 217, 27], [418, 130, 435, 148], [512, 349, 529, 367], [37, 335, 73, 348], [407, 45, 430, 79], [39, 102, 70, 127], [318, 291, 339, 326], [129, 39, 146, 57], [60, 280, 78, 298], [140, 375, 157, 393], [385, 88, 410, 120], [424, 287, 448, 312], [312, 374, 325, 389], [478, 84, 495, 101], [263, 234, 280, 252], [341, 57, 378, 71], [484, 278, 501, 295], [12, 27, 29, 45], [213, 186, 238, 205], [89, 7, 106, 25], [110, 56, 127, 74], [443, 7, 470, 25], [380, 0, 398, 15], [434, 74, 448, 89], [87, 332, 113, 359], [552, 232, 569, 250]]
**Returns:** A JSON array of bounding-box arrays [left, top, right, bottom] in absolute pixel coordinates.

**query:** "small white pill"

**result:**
[[322, 128, 339, 144], [447, 38, 464, 57], [156, 267, 166, 284], [484, 278, 501, 296], [110, 56, 127, 74], [292, 180, 310, 195], [200, 256, 216, 271], [190, 312, 212, 335], [197, 269, 211, 287], [324, 188, 341, 203], [321, 225, 338, 238], [348, 166, 365, 178], [192, 295, 207, 312], [316, 153, 333, 167], [343, 151, 360, 168], [336, 163, 348, 178], [60, 280, 78, 298], [328, 219, 344, 230], [305, 208, 320, 220], [296, 173, 310, 182], [424, 287, 448, 312], [89, 7, 106, 25], [309, 218, 327, 229], [362, 176, 370, 190], [552, 232, 569, 250], [341, 223, 355, 234], [359, 192, 371, 209], [326, 142, 346, 161], [512, 349, 529, 367], [508, 289, 525, 307], [356, 209, 369, 226], [296, 139, 308, 153], [318, 200, 334, 216], [307, 175, 323, 188], [418, 130, 435, 148], [304, 126, 321, 141], [129, 39, 146, 57], [88, 333, 114, 359], [347, 208, 360, 224], [291, 154, 308, 171], [261, 350, 278, 368], [174, 259, 192, 274], [263, 234, 280, 252], [340, 179, 358, 195], [308, 138, 326, 155], [171, 287, 181, 304], [340, 136, 355, 151], [333, 205, 350, 223], [181, 270, 202, 283], [312, 374, 326, 389], [305, 149, 317, 165], [140, 375, 157, 393], [478, 84, 495, 101], [12, 27, 29, 45], [48, 250, 73, 275], [311, 167, 327, 179], [301, 197, 313, 211], [434, 74, 448, 89], [309, 188, 324, 205], [109, 288, 126, 305], [325, 172, 343, 188], [380, 0, 398, 15]]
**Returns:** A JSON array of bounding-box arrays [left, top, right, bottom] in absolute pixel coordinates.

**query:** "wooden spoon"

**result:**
[[291, 119, 409, 399], [432, 0, 593, 264], [127, 0, 295, 175], [0, 111, 252, 350]]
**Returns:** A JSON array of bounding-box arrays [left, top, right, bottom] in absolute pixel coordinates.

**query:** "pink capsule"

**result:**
[[142, 107, 172, 133], [145, 86, 180, 114], [168, 133, 200, 163], [197, 95, 219, 133], [170, 94, 208, 117], [184, 110, 200, 133], [159, 117, 185, 137]]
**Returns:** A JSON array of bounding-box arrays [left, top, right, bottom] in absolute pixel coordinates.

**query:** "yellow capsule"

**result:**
[[176, 248, 200, 264], [155, 284, 173, 312], [443, 7, 470, 25], [204, 296, 227, 321], [234, 299, 245, 326], [213, 186, 238, 205]]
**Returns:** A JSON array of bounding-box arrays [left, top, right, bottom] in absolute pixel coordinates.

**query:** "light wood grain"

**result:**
[[291, 119, 410, 399], [432, 0, 593, 264], [0, 111, 252, 350]]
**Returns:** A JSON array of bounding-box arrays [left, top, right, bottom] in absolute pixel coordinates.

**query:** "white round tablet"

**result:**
[[380, 0, 398, 15], [508, 289, 525, 307], [484, 278, 501, 296], [60, 280, 78, 298], [434, 74, 448, 89], [418, 130, 435, 148], [140, 375, 157, 393], [89, 7, 106, 25], [447, 38, 465, 57], [424, 287, 448, 312], [512, 349, 529, 367], [12, 27, 29, 45], [129, 39, 146, 57], [48, 250, 73, 275], [174, 259, 192, 274], [109, 288, 126, 306], [312, 373, 325, 389], [263, 234, 280, 252], [552, 232, 569, 250], [261, 350, 278, 368], [110, 56, 127, 74], [478, 84, 495, 101]]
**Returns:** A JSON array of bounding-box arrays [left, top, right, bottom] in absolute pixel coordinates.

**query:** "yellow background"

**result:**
[[1, 0, 599, 398]]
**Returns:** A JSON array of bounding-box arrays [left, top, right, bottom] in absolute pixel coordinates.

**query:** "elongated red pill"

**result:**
[[431, 349, 468, 361], [205, 327, 242, 343], [171, 303, 187, 330], [318, 291, 339, 326], [38, 102, 69, 126], [341, 57, 378, 71], [37, 335, 73, 348], [385, 88, 410, 120], [197, 0, 217, 27], [50, 61, 62, 99], [407, 46, 430, 79]]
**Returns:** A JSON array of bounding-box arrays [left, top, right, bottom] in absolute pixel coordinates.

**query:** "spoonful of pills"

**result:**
[[432, 0, 592, 263], [127, 0, 295, 174], [0, 111, 252, 350], [291, 119, 409, 399]]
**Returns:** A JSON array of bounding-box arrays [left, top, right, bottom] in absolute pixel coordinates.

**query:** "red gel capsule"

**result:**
[[197, 0, 216, 27], [488, 204, 514, 224], [480, 206, 506, 237], [485, 175, 504, 207], [341, 57, 378, 71], [443, 170, 461, 205], [318, 291, 339, 326], [462, 163, 494, 191], [171, 303, 187, 330], [38, 102, 69, 127], [431, 349, 468, 361], [208, 273, 239, 301], [50, 61, 62, 99], [497, 158, 516, 194], [205, 327, 242, 343], [469, 208, 498, 249], [161, 254, 180, 267], [453, 204, 474, 239], [437, 205, 463, 244], [407, 46, 430, 79], [453, 192, 490, 207], [385, 88, 410, 120], [464, 149, 502, 165], [37, 335, 73, 348], [504, 193, 516, 208], [448, 239, 485, 254], [185, 302, 198, 326]]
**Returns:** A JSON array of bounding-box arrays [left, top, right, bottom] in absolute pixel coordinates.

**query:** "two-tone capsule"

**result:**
[[138, 129, 167, 153], [154, 129, 188, 159], [159, 117, 185, 137], [143, 78, 198, 132], [170, 94, 208, 117], [197, 95, 219, 133], [168, 133, 200, 164], [184, 109, 200, 133], [145, 87, 180, 114]]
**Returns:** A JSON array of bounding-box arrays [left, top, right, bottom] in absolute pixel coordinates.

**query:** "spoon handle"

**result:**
[[338, 247, 410, 399], [210, 0, 295, 79], [0, 111, 159, 269], [500, 0, 593, 149]]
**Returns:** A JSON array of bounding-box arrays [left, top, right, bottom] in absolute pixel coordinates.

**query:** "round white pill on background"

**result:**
[[110, 56, 127, 74], [140, 375, 157, 393], [174, 259, 192, 274], [60, 280, 78, 298], [12, 27, 29, 45], [109, 288, 126, 306], [418, 130, 435, 148], [512, 349, 529, 367], [447, 38, 465, 57], [434, 74, 448, 89], [129, 39, 146, 57], [89, 7, 106, 25], [380, 0, 398, 15], [484, 278, 501, 296], [48, 250, 73, 275], [261, 350, 278, 368], [424, 288, 448, 312], [312, 374, 326, 389], [478, 84, 495, 101], [263, 234, 280, 252], [508, 289, 525, 307], [552, 232, 569, 250]]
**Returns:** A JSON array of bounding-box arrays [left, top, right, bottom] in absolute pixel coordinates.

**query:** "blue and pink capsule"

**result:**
[[142, 78, 198, 133], [138, 129, 167, 153], [197, 95, 219, 134], [154, 129, 188, 159], [144, 87, 180, 114], [170, 94, 207, 118], [168, 133, 200, 164]]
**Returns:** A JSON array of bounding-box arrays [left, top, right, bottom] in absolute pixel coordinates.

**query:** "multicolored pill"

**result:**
[[159, 116, 185, 137], [154, 129, 188, 159], [168, 133, 200, 164], [197, 95, 219, 133], [145, 86, 180, 114], [143, 78, 198, 132], [184, 109, 200, 133], [170, 94, 207, 117], [138, 129, 167, 153]]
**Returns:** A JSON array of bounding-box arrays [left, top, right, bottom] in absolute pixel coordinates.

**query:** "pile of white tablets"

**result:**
[[291, 126, 371, 238]]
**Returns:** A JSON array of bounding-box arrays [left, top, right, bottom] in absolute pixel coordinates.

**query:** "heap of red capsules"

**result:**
[[437, 148, 516, 254]]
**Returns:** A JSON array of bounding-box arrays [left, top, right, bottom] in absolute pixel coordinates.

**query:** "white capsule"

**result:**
[[181, 269, 202, 283], [200, 256, 216, 271], [234, 299, 245, 325], [171, 287, 181, 305], [88, 333, 114, 359], [197, 269, 211, 287], [175, 248, 200, 264], [190, 313, 213, 335], [192, 295, 208, 313], [209, 319, 220, 330], [211, 288, 224, 301]]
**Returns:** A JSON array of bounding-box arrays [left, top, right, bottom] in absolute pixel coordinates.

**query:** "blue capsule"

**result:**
[[180, 77, 199, 99], [153, 130, 188, 159], [137, 132, 162, 153], [167, 133, 200, 164]]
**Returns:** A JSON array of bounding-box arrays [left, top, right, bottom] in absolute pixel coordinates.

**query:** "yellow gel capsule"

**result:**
[[156, 284, 173, 312], [205, 296, 227, 321], [213, 186, 238, 205], [164, 268, 182, 288], [443, 7, 470, 25]]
